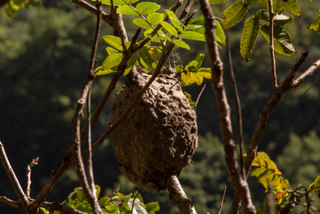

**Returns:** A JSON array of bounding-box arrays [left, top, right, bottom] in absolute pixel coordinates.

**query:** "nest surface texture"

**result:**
[[110, 72, 198, 191]]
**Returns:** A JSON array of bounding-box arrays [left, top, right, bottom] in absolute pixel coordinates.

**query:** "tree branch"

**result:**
[[70, 0, 112, 26], [0, 141, 29, 206], [267, 0, 278, 90], [166, 175, 197, 214], [199, 0, 255, 213]]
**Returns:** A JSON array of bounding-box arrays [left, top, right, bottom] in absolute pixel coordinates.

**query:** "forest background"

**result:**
[[0, 0, 320, 213]]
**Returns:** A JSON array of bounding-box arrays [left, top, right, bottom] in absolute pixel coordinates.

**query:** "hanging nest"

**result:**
[[110, 72, 198, 191]]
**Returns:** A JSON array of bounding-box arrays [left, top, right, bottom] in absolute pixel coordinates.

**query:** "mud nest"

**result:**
[[110, 72, 198, 191]]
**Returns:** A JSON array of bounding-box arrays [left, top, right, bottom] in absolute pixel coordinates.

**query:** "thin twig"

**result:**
[[217, 186, 227, 214], [179, 0, 195, 19], [70, 0, 112, 25], [73, 0, 103, 213], [199, 0, 256, 213], [267, 0, 278, 90], [226, 31, 245, 178], [291, 58, 320, 88], [244, 51, 309, 176], [0, 141, 29, 206], [194, 84, 206, 109], [26, 157, 39, 198]]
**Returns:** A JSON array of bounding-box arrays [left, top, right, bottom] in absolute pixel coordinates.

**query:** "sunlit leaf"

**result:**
[[185, 54, 205, 72], [148, 47, 159, 61], [165, 10, 183, 32], [180, 68, 211, 87], [172, 39, 190, 50], [117, 5, 138, 15], [240, 17, 261, 60], [136, 2, 160, 14], [308, 15, 320, 32], [145, 201, 160, 214], [183, 92, 196, 107], [180, 31, 205, 41], [216, 20, 225, 44], [309, 175, 320, 192], [147, 12, 164, 26], [103, 35, 123, 51], [160, 21, 178, 36], [222, 0, 248, 29], [133, 18, 152, 29]]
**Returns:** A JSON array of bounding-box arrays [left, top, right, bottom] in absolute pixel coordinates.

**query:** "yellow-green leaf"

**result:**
[[136, 2, 160, 14], [180, 31, 206, 41], [103, 35, 123, 51], [240, 17, 261, 60], [284, 0, 301, 17], [172, 39, 190, 50], [308, 15, 320, 32], [160, 21, 178, 36], [133, 18, 152, 29], [117, 5, 138, 16], [147, 12, 164, 26], [309, 175, 320, 192], [222, 0, 248, 29], [216, 20, 225, 45]]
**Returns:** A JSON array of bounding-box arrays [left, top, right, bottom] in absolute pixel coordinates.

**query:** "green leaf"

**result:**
[[209, 0, 228, 5], [40, 208, 50, 214], [117, 5, 138, 16], [165, 10, 183, 32], [105, 203, 119, 213], [222, 0, 248, 29], [172, 39, 190, 50], [188, 15, 205, 25], [160, 21, 178, 36], [274, 14, 294, 27], [95, 53, 122, 76], [244, 0, 265, 5], [133, 18, 152, 29], [216, 20, 225, 45], [240, 17, 261, 60], [183, 92, 196, 107], [261, 25, 296, 56], [99, 196, 111, 207], [145, 202, 160, 214], [309, 175, 320, 192], [138, 47, 153, 67], [147, 12, 164, 26], [284, 0, 301, 17], [185, 54, 205, 72], [180, 68, 211, 87], [136, 2, 160, 14], [179, 31, 206, 41], [103, 35, 123, 51], [308, 15, 320, 32]]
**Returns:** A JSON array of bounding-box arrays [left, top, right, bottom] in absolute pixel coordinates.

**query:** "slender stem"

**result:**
[[267, 0, 278, 90], [226, 31, 245, 178], [218, 186, 227, 214], [199, 0, 255, 213], [0, 141, 29, 206], [194, 84, 206, 109]]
